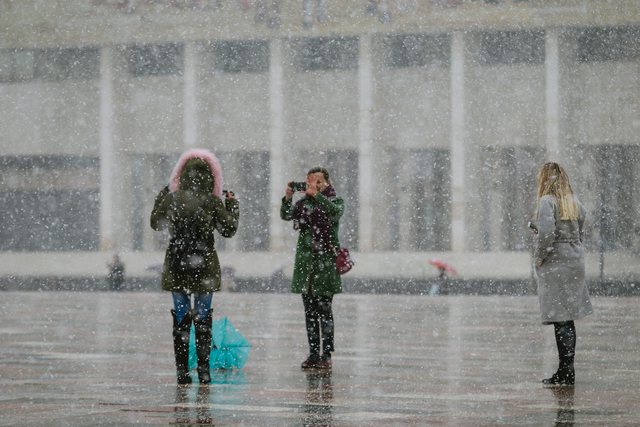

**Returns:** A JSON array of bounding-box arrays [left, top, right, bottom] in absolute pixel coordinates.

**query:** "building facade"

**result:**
[[1, 0, 639, 283]]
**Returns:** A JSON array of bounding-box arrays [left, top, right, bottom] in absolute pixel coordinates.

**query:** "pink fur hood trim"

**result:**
[[169, 149, 223, 199]]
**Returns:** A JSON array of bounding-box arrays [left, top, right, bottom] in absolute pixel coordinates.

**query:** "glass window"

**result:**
[[385, 33, 450, 68], [576, 26, 640, 63], [589, 145, 640, 250], [235, 151, 271, 251], [295, 37, 359, 72], [137, 153, 176, 252], [212, 40, 269, 73], [209, 151, 270, 252], [408, 149, 451, 251], [13, 49, 37, 81], [0, 49, 36, 83], [34, 47, 100, 81], [0, 156, 99, 251], [478, 30, 545, 65], [325, 150, 359, 250], [127, 43, 184, 77], [478, 146, 543, 251], [1, 47, 100, 83]]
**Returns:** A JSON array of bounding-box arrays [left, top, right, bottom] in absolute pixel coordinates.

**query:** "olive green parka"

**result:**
[[150, 150, 239, 293]]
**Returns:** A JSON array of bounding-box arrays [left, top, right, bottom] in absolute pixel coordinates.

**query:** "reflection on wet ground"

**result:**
[[0, 291, 639, 426], [302, 370, 334, 426], [549, 386, 575, 426]]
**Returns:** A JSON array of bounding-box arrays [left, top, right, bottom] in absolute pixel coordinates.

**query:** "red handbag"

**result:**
[[335, 247, 354, 275]]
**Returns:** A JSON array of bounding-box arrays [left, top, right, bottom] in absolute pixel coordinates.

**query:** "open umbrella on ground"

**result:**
[[188, 317, 251, 372]]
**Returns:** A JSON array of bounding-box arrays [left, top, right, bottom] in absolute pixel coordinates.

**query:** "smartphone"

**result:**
[[288, 181, 307, 192]]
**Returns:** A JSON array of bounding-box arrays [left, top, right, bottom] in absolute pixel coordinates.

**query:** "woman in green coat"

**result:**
[[150, 149, 239, 384], [281, 167, 344, 370]]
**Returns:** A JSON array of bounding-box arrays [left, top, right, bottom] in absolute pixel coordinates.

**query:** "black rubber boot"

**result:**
[[543, 321, 576, 387], [171, 309, 193, 385], [194, 309, 213, 384]]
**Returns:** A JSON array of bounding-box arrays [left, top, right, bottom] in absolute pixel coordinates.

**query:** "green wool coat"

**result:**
[[150, 186, 239, 294], [280, 192, 344, 296]]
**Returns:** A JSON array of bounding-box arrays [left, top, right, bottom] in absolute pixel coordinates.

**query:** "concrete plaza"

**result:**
[[0, 291, 639, 426]]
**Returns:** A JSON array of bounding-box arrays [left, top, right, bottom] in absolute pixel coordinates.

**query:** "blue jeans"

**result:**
[[172, 291, 213, 324]]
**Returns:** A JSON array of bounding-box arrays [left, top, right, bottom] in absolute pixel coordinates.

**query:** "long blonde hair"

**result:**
[[536, 162, 579, 221]]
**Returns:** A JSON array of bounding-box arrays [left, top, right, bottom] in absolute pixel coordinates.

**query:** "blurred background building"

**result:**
[[0, 0, 638, 291]]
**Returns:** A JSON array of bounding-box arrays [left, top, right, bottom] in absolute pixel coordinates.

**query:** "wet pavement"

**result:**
[[0, 291, 639, 426]]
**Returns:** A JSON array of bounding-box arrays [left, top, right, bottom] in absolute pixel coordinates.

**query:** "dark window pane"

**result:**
[[385, 33, 450, 68], [0, 190, 99, 251], [212, 40, 269, 73], [325, 150, 359, 250], [295, 37, 359, 72], [0, 155, 100, 251], [236, 151, 270, 251], [577, 26, 640, 62], [408, 149, 451, 251], [1, 47, 99, 82], [479, 146, 543, 251], [0, 49, 36, 83], [35, 47, 100, 81], [127, 43, 184, 77], [478, 30, 545, 65], [591, 145, 639, 250]]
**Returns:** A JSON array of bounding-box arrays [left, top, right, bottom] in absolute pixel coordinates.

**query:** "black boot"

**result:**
[[302, 294, 322, 362], [543, 321, 576, 387], [171, 309, 193, 385], [194, 309, 213, 384]]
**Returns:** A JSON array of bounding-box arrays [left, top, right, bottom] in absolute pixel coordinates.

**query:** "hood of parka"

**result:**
[[181, 158, 213, 195], [169, 148, 223, 199]]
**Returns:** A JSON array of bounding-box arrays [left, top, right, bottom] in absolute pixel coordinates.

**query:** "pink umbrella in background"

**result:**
[[427, 258, 457, 277], [427, 259, 457, 296]]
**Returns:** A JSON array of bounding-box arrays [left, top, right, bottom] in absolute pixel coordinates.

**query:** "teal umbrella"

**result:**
[[188, 317, 251, 371]]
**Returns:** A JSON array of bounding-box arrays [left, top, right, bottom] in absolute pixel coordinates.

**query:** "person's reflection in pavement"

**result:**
[[195, 386, 214, 425], [550, 386, 575, 426], [301, 370, 334, 427], [174, 385, 191, 426], [173, 385, 214, 426]]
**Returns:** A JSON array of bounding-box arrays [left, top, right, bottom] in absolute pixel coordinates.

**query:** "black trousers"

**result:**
[[553, 320, 576, 367], [302, 293, 334, 356]]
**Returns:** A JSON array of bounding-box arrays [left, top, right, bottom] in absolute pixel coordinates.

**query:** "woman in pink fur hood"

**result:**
[[150, 148, 239, 385]]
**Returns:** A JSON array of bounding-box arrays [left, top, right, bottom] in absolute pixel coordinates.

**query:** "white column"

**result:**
[[99, 46, 115, 251], [450, 32, 466, 252], [545, 29, 560, 161], [358, 34, 374, 252], [183, 42, 198, 148], [269, 38, 286, 251]]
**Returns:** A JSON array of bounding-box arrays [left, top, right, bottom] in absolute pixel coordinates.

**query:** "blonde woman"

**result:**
[[534, 162, 593, 386]]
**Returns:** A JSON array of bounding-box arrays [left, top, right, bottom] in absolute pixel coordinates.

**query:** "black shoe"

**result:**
[[177, 371, 192, 385], [542, 368, 575, 387], [301, 354, 321, 370]]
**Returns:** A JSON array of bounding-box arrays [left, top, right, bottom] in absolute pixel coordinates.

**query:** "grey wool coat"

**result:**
[[534, 195, 593, 324]]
